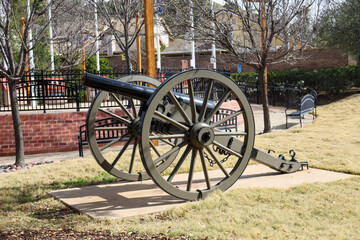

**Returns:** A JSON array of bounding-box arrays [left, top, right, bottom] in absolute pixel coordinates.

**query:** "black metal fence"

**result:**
[[0, 70, 139, 113], [237, 82, 302, 107], [0, 69, 302, 112]]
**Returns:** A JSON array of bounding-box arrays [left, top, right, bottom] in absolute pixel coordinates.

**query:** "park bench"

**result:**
[[78, 117, 127, 157], [78, 108, 238, 157], [285, 92, 317, 128]]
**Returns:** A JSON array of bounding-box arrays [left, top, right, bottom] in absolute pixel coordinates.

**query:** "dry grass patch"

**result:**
[[0, 155, 116, 230], [255, 93, 360, 174], [105, 178, 360, 239]]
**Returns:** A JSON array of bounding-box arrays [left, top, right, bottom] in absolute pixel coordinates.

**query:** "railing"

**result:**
[[237, 82, 302, 107], [0, 69, 302, 112], [16, 78, 80, 112], [0, 70, 139, 113]]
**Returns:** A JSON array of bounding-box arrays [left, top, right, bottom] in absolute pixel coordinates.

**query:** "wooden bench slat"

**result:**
[[285, 92, 317, 128]]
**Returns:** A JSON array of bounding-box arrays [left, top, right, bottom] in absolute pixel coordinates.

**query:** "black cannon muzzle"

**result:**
[[82, 73, 215, 111]]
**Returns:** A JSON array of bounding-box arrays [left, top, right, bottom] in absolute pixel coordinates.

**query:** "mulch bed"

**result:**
[[0, 229, 193, 239]]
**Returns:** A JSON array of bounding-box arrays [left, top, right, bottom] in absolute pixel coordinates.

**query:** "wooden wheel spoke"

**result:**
[[210, 110, 242, 129], [130, 98, 138, 118], [199, 149, 211, 189], [149, 134, 185, 140], [167, 145, 192, 182], [99, 108, 131, 125], [212, 140, 243, 159], [149, 140, 161, 158], [205, 146, 230, 178], [168, 91, 192, 125], [129, 138, 138, 173], [111, 93, 134, 120], [153, 141, 187, 165], [99, 133, 129, 151], [205, 90, 231, 124], [154, 111, 189, 131], [186, 148, 198, 191], [150, 133, 176, 147], [111, 136, 133, 167], [214, 131, 247, 136], [95, 126, 128, 131], [159, 138, 176, 147], [198, 80, 214, 122], [187, 80, 197, 123]]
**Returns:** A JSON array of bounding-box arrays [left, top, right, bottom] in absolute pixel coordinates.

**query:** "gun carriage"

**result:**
[[83, 69, 307, 201]]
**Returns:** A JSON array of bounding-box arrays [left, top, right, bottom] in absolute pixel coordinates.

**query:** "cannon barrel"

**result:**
[[82, 73, 153, 102], [82, 73, 215, 110]]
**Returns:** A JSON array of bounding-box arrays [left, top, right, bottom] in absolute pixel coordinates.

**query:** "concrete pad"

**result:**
[[49, 165, 356, 220]]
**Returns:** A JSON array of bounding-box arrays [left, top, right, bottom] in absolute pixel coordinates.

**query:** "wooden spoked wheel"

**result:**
[[86, 75, 178, 181], [139, 69, 255, 200]]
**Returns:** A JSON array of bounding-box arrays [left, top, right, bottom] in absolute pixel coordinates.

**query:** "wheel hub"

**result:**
[[129, 117, 140, 135], [190, 123, 215, 148]]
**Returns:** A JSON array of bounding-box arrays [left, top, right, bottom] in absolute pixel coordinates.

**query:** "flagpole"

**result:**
[[144, 0, 156, 78]]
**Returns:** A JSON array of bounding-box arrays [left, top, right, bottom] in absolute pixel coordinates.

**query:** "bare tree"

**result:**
[[208, 0, 321, 133], [164, 0, 322, 133], [0, 0, 59, 167], [0, 0, 94, 167], [50, 0, 98, 69], [94, 0, 144, 72]]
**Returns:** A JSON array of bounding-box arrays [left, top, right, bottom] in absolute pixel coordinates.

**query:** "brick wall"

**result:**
[[162, 48, 351, 73], [0, 111, 87, 156], [268, 48, 351, 71], [106, 47, 352, 73]]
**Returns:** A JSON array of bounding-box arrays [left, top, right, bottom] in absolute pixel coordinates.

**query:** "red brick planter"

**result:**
[[0, 111, 88, 156]]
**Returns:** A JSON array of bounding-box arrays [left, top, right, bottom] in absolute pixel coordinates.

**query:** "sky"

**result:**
[[213, 0, 225, 5]]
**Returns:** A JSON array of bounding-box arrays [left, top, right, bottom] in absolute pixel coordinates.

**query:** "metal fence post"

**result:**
[[272, 85, 276, 106], [76, 84, 80, 112], [256, 81, 259, 104], [41, 70, 46, 113]]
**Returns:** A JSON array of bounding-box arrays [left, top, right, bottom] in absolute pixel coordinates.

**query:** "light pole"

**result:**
[[81, 32, 86, 73], [136, 12, 142, 72], [94, 0, 100, 73], [155, 12, 161, 70], [190, 0, 195, 68], [48, 0, 54, 72], [27, 0, 36, 107], [210, 0, 216, 69]]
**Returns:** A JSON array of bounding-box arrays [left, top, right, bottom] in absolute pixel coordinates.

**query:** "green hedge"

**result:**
[[231, 65, 360, 94]]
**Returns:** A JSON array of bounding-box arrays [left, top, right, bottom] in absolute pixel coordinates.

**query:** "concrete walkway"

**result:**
[[49, 165, 355, 220]]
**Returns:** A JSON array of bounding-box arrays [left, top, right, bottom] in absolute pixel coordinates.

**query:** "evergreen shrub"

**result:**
[[230, 65, 360, 94]]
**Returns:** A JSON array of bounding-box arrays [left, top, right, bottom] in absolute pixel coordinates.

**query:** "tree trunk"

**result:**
[[124, 49, 132, 73], [357, 29, 360, 66], [8, 79, 25, 167], [258, 67, 271, 133]]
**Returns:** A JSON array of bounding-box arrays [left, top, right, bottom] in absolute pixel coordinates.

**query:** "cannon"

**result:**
[[83, 69, 308, 201]]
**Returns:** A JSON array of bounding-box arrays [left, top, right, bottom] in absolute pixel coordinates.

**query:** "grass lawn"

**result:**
[[0, 94, 359, 239]]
